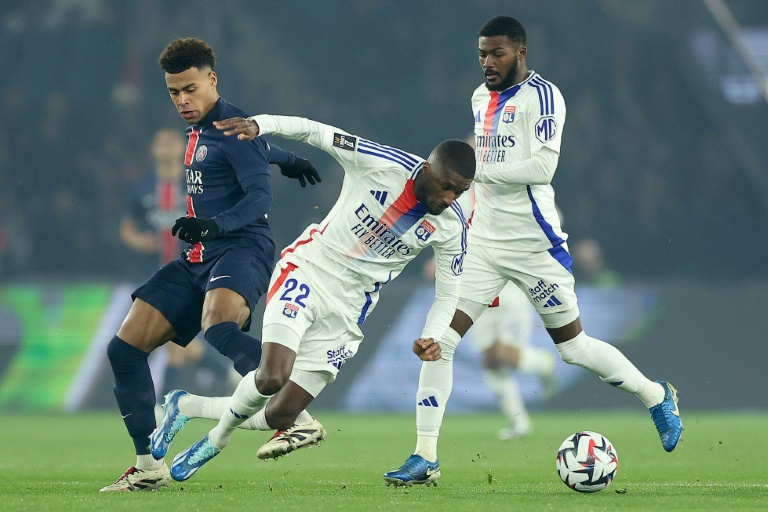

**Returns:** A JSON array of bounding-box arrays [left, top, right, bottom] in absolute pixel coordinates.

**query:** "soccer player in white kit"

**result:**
[[385, 15, 683, 487], [151, 114, 475, 482]]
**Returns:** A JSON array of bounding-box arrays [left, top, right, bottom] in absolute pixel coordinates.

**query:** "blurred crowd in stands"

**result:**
[[1, 0, 766, 283]]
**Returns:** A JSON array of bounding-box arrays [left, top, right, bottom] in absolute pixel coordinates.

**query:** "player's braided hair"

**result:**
[[479, 16, 526, 46], [433, 140, 475, 179], [159, 38, 216, 74]]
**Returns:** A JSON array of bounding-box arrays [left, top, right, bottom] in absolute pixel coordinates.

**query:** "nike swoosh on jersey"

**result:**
[[209, 275, 232, 282]]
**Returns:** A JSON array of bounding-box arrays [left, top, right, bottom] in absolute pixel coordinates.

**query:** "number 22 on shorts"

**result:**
[[280, 278, 310, 319]]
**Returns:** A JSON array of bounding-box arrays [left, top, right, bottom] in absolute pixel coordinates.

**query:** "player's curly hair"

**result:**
[[432, 140, 476, 179], [479, 16, 526, 46], [159, 38, 216, 74]]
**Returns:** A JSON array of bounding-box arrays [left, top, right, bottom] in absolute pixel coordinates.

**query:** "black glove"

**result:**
[[172, 217, 220, 244], [279, 157, 321, 187]]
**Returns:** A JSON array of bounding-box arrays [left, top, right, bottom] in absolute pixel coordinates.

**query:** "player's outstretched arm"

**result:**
[[413, 338, 441, 361], [214, 117, 260, 140]]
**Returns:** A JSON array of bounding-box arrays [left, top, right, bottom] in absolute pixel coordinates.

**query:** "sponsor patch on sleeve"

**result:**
[[333, 133, 357, 151]]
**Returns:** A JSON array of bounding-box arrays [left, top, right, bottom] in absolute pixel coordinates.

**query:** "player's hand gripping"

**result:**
[[172, 217, 220, 244], [413, 338, 442, 361], [214, 117, 260, 141], [279, 157, 321, 187]]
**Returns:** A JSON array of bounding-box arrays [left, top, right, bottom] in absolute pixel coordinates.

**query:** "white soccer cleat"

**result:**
[[256, 419, 327, 460], [99, 463, 170, 492]]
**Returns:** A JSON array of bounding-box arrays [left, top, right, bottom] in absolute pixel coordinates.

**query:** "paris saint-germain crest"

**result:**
[[196, 145, 208, 162]]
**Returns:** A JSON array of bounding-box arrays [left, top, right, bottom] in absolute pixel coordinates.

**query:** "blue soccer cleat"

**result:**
[[649, 381, 684, 452], [384, 454, 440, 487], [150, 390, 190, 460], [170, 434, 221, 481]]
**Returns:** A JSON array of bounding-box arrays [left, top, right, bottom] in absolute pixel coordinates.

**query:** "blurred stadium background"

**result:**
[[1, 0, 767, 418]]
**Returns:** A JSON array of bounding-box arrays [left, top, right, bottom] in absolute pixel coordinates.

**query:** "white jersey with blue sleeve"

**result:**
[[251, 115, 467, 339], [470, 71, 568, 258]]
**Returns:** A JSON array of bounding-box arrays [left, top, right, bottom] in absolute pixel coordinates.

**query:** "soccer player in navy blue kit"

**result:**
[[100, 38, 321, 492]]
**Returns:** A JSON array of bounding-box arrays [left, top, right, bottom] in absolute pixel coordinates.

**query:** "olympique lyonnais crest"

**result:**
[[282, 302, 299, 319], [502, 105, 516, 124], [415, 219, 435, 241], [196, 145, 208, 162]]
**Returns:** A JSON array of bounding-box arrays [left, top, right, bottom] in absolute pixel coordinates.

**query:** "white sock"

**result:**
[[484, 368, 530, 429], [556, 331, 664, 407], [414, 327, 460, 462], [294, 409, 314, 425], [208, 371, 272, 449], [517, 346, 555, 376], [136, 453, 163, 470], [178, 393, 308, 430], [178, 393, 228, 421]]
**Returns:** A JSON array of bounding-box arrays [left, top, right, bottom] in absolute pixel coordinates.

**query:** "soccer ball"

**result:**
[[555, 431, 619, 493]]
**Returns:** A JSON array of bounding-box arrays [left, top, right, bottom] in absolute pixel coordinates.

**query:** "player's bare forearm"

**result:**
[[214, 117, 260, 141], [413, 338, 441, 361]]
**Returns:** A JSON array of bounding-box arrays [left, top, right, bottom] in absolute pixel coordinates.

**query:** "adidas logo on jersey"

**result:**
[[542, 296, 562, 308], [369, 190, 388, 206], [418, 396, 439, 407]]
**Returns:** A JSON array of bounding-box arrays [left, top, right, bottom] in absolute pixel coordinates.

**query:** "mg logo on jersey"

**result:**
[[195, 145, 208, 162], [502, 105, 516, 124], [451, 253, 464, 276], [282, 303, 299, 319], [415, 220, 435, 241], [535, 116, 557, 143]]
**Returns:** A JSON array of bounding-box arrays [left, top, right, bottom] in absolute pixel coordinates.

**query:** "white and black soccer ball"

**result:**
[[555, 431, 619, 493]]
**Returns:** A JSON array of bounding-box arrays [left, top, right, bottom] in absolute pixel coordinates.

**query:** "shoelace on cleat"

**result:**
[[400, 456, 427, 475], [188, 441, 218, 465]]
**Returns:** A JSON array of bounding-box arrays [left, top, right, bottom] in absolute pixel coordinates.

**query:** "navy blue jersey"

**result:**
[[125, 173, 186, 265], [183, 98, 272, 262]]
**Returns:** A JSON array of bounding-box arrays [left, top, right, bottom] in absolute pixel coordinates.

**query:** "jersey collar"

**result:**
[[488, 70, 537, 98]]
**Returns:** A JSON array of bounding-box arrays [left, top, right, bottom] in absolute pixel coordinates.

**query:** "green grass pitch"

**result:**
[[2, 411, 766, 511]]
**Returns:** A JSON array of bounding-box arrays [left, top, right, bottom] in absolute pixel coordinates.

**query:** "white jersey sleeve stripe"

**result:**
[[449, 203, 468, 253], [359, 139, 419, 166], [357, 145, 418, 172], [410, 161, 424, 179], [358, 139, 419, 169], [530, 77, 555, 115]]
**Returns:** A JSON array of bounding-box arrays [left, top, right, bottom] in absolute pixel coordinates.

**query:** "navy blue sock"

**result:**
[[107, 335, 156, 455], [204, 321, 262, 376]]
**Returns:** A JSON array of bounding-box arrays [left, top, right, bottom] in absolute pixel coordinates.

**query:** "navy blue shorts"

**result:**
[[132, 236, 275, 346]]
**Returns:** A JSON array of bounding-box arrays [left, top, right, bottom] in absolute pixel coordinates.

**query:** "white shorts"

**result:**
[[471, 282, 534, 351], [262, 261, 363, 383], [460, 242, 579, 329]]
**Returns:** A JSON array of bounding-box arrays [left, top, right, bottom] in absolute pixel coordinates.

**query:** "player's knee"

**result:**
[[555, 331, 591, 367], [107, 335, 149, 370], [456, 299, 487, 325], [254, 368, 289, 396]]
